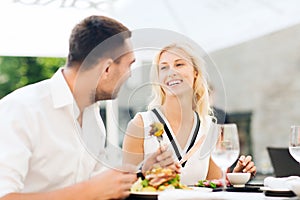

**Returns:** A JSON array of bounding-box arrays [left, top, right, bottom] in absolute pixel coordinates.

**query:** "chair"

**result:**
[[267, 147, 300, 177]]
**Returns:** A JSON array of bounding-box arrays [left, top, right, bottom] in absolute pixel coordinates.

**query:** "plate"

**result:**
[[226, 186, 262, 193], [260, 187, 291, 192], [129, 187, 210, 200], [130, 191, 159, 195], [189, 187, 213, 192], [260, 187, 296, 197], [129, 191, 158, 200], [264, 190, 296, 197]]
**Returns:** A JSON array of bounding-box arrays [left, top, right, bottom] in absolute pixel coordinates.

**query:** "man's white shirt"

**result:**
[[0, 68, 107, 197]]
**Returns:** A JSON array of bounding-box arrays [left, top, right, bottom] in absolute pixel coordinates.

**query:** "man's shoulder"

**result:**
[[0, 79, 51, 107]]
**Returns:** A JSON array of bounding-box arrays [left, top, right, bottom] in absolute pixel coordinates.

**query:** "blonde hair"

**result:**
[[148, 43, 211, 121]]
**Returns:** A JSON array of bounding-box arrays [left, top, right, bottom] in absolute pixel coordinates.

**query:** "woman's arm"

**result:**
[[122, 114, 180, 174], [122, 114, 145, 167], [206, 157, 222, 180]]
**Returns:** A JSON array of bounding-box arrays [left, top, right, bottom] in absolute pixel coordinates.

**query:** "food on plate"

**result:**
[[196, 179, 225, 189], [131, 166, 189, 192]]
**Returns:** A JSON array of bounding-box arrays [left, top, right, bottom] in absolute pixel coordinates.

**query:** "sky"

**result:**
[[1, 0, 300, 57]]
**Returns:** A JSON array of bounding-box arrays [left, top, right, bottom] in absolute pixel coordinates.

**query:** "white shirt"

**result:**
[[0, 68, 106, 197], [139, 109, 216, 185]]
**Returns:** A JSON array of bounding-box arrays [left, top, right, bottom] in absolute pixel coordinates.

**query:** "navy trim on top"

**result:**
[[151, 108, 200, 167]]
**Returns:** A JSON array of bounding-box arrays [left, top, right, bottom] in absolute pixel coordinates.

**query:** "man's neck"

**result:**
[[62, 66, 94, 124]]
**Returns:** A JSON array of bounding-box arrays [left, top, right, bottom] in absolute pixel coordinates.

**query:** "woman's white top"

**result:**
[[139, 108, 217, 185]]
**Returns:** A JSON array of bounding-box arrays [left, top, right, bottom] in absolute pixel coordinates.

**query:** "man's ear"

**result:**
[[104, 59, 113, 73]]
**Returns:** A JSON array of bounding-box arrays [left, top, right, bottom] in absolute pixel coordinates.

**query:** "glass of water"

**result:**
[[289, 125, 300, 163], [211, 123, 240, 190]]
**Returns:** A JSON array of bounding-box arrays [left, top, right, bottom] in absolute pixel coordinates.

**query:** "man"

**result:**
[[0, 15, 175, 200]]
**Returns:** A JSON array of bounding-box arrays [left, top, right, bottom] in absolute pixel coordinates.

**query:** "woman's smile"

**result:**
[[166, 79, 183, 87]]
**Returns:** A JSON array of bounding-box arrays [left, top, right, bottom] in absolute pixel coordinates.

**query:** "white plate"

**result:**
[[130, 191, 159, 200], [190, 187, 213, 192], [260, 186, 291, 192], [130, 187, 213, 197], [130, 187, 212, 195], [130, 191, 159, 195]]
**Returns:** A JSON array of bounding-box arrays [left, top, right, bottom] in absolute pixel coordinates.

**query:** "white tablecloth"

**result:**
[[158, 189, 298, 200]]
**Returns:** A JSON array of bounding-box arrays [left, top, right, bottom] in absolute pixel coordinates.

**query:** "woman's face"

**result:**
[[158, 49, 197, 97]]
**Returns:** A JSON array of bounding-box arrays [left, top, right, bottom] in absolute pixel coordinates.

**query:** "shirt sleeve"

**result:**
[[0, 98, 34, 197]]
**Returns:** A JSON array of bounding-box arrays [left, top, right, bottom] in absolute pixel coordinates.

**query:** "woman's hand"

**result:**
[[233, 155, 256, 177], [142, 145, 181, 174]]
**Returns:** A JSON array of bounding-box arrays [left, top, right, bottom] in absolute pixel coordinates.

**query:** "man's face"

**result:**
[[95, 42, 135, 101]]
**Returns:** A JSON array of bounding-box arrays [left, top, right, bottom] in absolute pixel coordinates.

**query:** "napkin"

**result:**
[[264, 176, 300, 189]]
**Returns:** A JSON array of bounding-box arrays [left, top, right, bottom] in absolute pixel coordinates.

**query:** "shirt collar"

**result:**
[[50, 67, 80, 118]]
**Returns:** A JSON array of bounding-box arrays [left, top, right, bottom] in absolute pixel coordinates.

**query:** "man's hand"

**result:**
[[90, 168, 137, 200]]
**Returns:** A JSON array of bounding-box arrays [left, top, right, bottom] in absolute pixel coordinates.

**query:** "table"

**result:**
[[126, 190, 299, 200]]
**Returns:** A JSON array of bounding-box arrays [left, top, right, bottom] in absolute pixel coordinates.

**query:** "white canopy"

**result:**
[[1, 0, 300, 57]]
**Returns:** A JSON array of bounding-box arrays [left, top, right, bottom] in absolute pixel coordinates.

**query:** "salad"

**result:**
[[196, 179, 227, 188], [131, 167, 189, 192]]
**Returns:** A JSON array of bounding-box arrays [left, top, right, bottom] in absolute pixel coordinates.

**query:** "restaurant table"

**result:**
[[126, 189, 300, 200]]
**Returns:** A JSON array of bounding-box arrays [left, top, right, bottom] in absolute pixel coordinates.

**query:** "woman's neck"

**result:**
[[161, 94, 195, 145], [161, 94, 194, 123]]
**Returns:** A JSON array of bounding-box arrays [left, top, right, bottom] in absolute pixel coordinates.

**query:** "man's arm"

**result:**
[[1, 168, 136, 200], [0, 100, 137, 200]]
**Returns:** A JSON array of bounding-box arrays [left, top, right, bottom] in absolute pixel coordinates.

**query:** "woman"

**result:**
[[123, 43, 256, 185]]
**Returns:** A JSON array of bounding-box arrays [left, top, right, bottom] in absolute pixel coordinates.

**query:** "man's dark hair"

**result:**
[[67, 15, 131, 68]]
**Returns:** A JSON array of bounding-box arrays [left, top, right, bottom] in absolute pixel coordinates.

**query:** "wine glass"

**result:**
[[289, 125, 300, 163], [211, 123, 240, 190]]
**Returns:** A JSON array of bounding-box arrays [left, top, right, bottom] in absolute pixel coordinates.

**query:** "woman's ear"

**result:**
[[194, 69, 198, 78]]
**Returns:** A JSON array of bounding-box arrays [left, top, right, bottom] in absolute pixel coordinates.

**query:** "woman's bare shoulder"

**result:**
[[126, 113, 144, 138]]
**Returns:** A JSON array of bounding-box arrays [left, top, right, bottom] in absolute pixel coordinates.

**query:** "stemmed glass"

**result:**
[[211, 124, 240, 190], [289, 125, 300, 163]]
